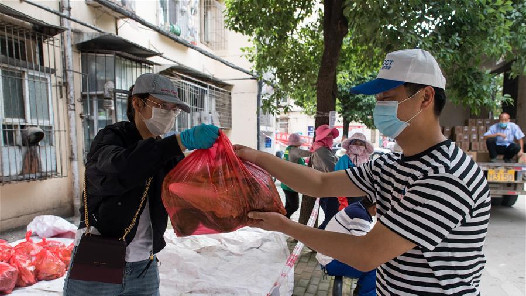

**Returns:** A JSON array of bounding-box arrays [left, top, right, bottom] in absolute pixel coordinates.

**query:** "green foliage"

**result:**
[[225, 0, 525, 119], [225, 0, 322, 115], [337, 72, 377, 128]]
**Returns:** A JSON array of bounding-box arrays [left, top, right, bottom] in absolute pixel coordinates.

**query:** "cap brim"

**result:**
[[351, 78, 405, 95], [151, 94, 191, 113]]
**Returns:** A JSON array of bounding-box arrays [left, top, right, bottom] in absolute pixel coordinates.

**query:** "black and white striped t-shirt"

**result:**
[[346, 140, 490, 295]]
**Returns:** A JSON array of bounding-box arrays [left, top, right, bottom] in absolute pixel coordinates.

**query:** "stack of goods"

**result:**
[[162, 131, 286, 237], [0, 231, 73, 294], [442, 118, 500, 161]]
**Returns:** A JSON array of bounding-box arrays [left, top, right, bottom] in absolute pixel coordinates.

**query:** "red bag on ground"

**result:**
[[0, 262, 18, 294], [162, 131, 286, 236], [37, 238, 72, 270], [9, 232, 39, 287], [34, 248, 66, 281], [0, 241, 13, 263]]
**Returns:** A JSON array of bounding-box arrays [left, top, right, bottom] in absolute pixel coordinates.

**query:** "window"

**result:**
[[81, 53, 152, 159], [159, 0, 199, 44], [0, 21, 65, 182], [200, 0, 226, 50], [278, 118, 289, 133], [170, 74, 231, 131]]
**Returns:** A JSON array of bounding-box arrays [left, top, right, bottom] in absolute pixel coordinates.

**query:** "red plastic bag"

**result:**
[[37, 238, 73, 269], [34, 248, 66, 281], [0, 241, 13, 263], [337, 197, 349, 211], [162, 131, 286, 236], [9, 232, 39, 287], [0, 262, 18, 294]]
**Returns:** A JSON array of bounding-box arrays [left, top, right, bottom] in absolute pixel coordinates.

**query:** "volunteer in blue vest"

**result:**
[[234, 49, 490, 295]]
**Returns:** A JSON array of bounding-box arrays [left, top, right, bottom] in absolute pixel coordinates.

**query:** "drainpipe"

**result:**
[[256, 80, 263, 150], [60, 0, 81, 216]]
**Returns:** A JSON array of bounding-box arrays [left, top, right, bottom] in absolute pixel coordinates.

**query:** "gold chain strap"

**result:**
[[83, 176, 153, 241]]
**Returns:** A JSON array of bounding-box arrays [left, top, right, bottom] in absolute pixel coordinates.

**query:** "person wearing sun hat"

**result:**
[[334, 132, 374, 210], [233, 49, 490, 295], [308, 124, 340, 229], [281, 133, 312, 218]]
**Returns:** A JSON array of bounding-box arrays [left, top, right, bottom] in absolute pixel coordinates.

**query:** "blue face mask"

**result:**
[[373, 89, 423, 139], [499, 122, 508, 129]]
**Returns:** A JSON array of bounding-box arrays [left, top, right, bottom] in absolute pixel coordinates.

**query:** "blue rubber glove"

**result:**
[[180, 124, 219, 150]]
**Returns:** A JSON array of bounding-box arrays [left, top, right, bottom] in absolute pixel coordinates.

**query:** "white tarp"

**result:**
[[9, 227, 293, 296]]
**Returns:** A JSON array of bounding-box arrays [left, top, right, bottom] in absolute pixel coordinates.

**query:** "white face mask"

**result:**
[[142, 107, 177, 136]]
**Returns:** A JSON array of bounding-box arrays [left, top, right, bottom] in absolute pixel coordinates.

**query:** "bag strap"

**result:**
[[83, 176, 153, 241]]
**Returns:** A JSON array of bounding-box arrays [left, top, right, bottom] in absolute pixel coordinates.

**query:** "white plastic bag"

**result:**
[[27, 215, 77, 238]]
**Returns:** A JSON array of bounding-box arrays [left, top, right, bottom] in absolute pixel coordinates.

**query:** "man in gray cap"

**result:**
[[64, 73, 219, 296], [234, 49, 490, 295]]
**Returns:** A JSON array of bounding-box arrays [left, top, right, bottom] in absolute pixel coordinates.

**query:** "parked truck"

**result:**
[[478, 162, 526, 207]]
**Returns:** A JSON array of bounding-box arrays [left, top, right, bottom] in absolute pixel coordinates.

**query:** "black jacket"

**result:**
[[80, 121, 184, 253]]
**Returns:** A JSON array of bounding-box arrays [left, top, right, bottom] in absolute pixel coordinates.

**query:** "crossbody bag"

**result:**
[[69, 176, 153, 284]]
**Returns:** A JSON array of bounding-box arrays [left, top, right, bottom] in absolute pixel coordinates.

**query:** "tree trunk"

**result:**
[[342, 116, 350, 139], [298, 0, 348, 226], [315, 0, 348, 128]]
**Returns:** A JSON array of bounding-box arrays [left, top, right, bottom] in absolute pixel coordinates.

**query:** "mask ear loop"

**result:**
[[401, 88, 426, 125]]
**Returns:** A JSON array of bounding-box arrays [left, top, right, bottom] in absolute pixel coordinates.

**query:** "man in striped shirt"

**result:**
[[234, 49, 490, 295]]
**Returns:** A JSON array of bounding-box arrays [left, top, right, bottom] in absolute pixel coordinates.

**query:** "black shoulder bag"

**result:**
[[69, 177, 152, 284]]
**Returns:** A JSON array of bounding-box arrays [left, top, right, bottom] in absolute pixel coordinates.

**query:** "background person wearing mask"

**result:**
[[483, 112, 524, 163], [63, 73, 219, 296], [310, 125, 339, 229], [235, 49, 490, 295], [335, 133, 374, 209], [281, 133, 312, 218]]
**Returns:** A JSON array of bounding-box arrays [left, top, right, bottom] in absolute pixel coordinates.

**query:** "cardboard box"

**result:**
[[459, 141, 470, 151], [469, 132, 479, 142], [455, 134, 469, 142], [476, 119, 484, 126], [468, 126, 477, 133], [479, 140, 487, 152], [478, 126, 486, 134], [466, 151, 477, 160], [454, 126, 463, 135], [468, 119, 477, 126], [476, 152, 490, 162], [484, 119, 492, 126], [471, 142, 480, 151]]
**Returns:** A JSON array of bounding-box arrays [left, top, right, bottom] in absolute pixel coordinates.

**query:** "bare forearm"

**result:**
[[254, 151, 364, 197], [254, 152, 325, 196]]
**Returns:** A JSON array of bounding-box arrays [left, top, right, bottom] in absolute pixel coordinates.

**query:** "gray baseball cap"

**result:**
[[132, 73, 191, 113]]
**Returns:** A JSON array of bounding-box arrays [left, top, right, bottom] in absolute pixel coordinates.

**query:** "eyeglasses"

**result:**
[[146, 98, 180, 112]]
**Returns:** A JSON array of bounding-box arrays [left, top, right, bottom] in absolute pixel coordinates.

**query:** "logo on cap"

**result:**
[[382, 59, 394, 70]]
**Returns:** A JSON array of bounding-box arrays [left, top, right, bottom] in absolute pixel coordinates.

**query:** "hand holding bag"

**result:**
[[68, 177, 152, 284]]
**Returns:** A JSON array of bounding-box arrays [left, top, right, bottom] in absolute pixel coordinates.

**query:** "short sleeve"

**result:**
[[345, 160, 377, 202], [513, 124, 525, 139], [483, 125, 496, 136], [379, 174, 473, 250]]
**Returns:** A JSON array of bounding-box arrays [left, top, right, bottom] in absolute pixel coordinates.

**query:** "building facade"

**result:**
[[0, 0, 258, 231]]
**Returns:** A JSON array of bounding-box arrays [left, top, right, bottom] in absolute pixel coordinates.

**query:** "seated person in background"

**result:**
[[316, 198, 377, 296], [483, 112, 524, 163]]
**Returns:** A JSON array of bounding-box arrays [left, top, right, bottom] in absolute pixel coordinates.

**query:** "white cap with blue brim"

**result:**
[[351, 49, 446, 95]]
